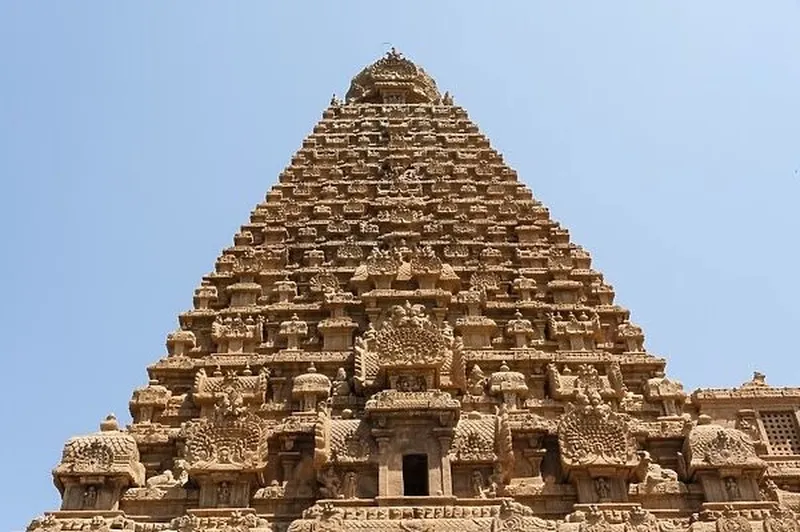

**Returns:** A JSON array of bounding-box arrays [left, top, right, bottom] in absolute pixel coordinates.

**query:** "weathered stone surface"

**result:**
[[28, 50, 800, 532]]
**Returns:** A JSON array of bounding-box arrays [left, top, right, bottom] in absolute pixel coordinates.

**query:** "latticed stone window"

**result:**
[[760, 411, 800, 455]]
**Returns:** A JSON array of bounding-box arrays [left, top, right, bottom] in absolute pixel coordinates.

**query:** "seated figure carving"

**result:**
[[145, 459, 189, 489]]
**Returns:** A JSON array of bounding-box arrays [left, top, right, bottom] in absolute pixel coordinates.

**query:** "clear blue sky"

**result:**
[[1, 1, 799, 529]]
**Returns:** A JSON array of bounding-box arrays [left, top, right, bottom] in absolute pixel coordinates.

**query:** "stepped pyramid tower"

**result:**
[[29, 50, 800, 532]]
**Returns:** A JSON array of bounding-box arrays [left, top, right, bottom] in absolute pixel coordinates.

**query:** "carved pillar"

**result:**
[[523, 448, 547, 478], [279, 451, 301, 487], [434, 428, 454, 497], [270, 376, 288, 404], [373, 431, 392, 497]]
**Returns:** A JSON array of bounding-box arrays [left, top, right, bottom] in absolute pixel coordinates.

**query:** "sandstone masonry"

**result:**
[[28, 50, 800, 532]]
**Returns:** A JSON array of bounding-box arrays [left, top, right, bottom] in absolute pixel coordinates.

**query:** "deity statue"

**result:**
[[471, 470, 487, 499], [342, 471, 358, 499], [332, 367, 352, 397], [264, 480, 284, 498], [82, 485, 98, 509], [318, 468, 342, 499], [594, 477, 611, 500], [217, 481, 232, 506], [724, 477, 740, 501], [468, 364, 486, 396]]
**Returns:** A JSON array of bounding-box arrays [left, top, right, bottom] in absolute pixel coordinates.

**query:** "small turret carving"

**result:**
[[548, 311, 602, 351], [292, 364, 331, 412], [489, 362, 529, 410], [456, 289, 498, 349], [166, 328, 196, 356], [53, 414, 145, 511], [679, 414, 767, 503], [279, 314, 308, 350], [506, 310, 537, 348], [211, 313, 264, 353], [274, 275, 298, 304]]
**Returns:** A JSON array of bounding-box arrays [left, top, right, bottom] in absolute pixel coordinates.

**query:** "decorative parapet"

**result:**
[[192, 366, 268, 411], [283, 502, 714, 532], [364, 389, 462, 430], [211, 313, 264, 354], [27, 515, 140, 532], [692, 372, 800, 406], [129, 379, 172, 423], [365, 388, 461, 412], [167, 511, 270, 532], [30, 506, 800, 532], [547, 363, 626, 401], [548, 312, 603, 351]]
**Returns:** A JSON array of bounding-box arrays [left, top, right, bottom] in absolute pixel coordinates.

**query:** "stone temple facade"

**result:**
[[29, 50, 800, 532]]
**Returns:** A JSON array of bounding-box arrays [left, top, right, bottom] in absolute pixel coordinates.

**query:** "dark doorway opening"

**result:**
[[402, 454, 429, 496]]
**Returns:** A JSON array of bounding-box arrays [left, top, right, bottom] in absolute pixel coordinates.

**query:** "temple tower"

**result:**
[[29, 50, 800, 532]]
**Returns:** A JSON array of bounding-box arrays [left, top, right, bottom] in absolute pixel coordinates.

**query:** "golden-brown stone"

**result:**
[[28, 50, 800, 532]]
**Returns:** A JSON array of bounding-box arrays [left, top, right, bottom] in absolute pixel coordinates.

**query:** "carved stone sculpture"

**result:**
[[488, 362, 529, 410], [52, 414, 145, 511], [680, 414, 767, 503], [145, 459, 188, 489]]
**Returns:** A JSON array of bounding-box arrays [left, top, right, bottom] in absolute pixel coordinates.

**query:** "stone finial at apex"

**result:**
[[386, 46, 402, 60], [742, 371, 768, 388], [345, 48, 443, 104], [99, 413, 119, 432]]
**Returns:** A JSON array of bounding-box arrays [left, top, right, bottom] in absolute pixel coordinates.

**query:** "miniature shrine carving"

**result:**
[[29, 50, 800, 532]]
